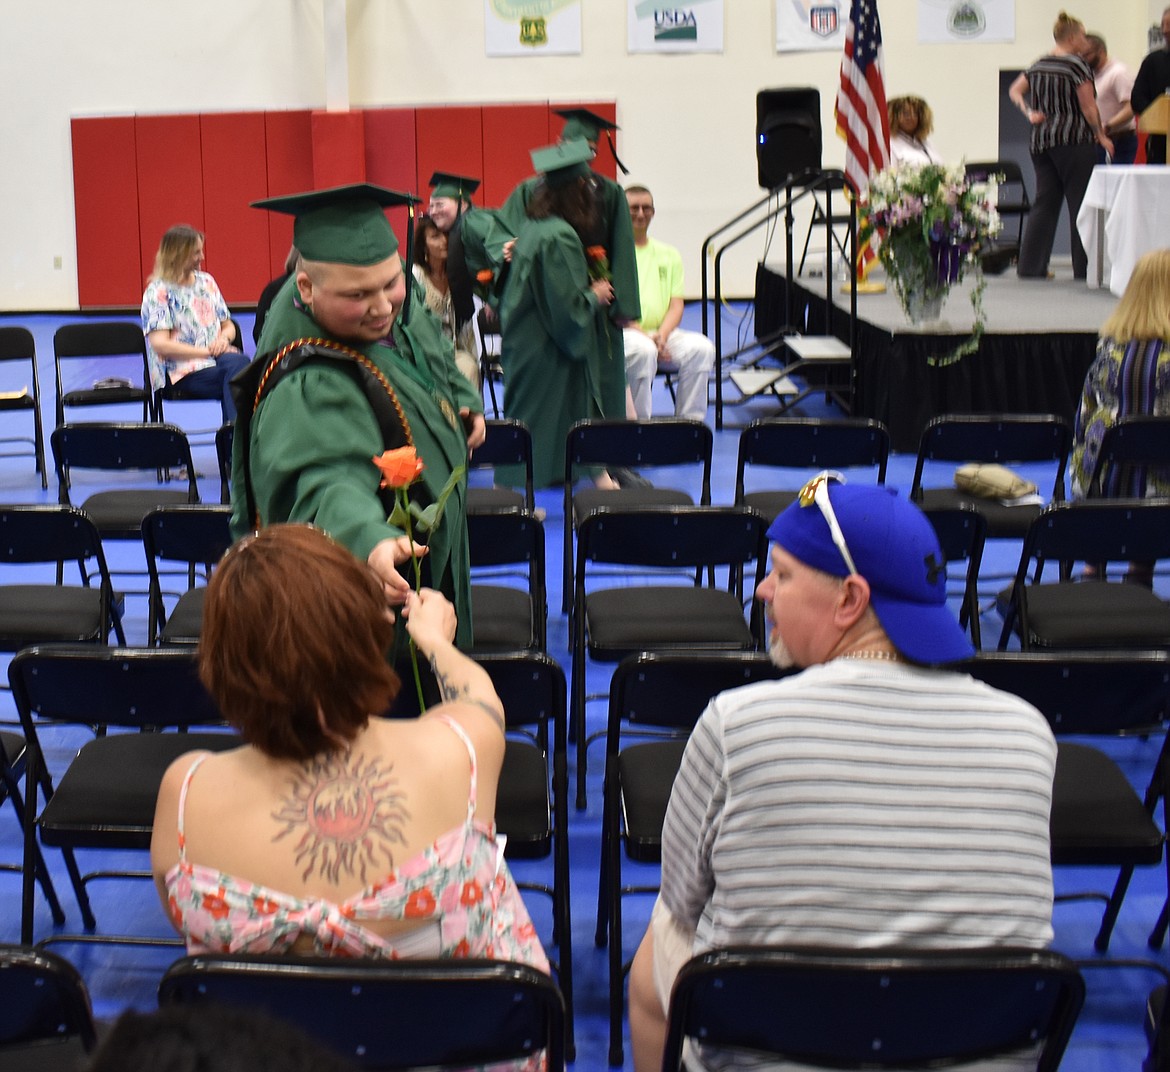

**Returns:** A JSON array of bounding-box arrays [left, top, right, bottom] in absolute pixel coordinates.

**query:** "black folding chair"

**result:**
[[0, 943, 98, 1068], [0, 326, 48, 488], [215, 421, 234, 505], [468, 509, 546, 652], [52, 321, 153, 428], [563, 419, 712, 614], [467, 418, 535, 514], [922, 505, 987, 649], [964, 650, 1170, 951], [571, 507, 766, 808], [1085, 414, 1170, 499], [663, 946, 1083, 1072], [997, 499, 1170, 651], [473, 650, 573, 1058], [11, 645, 239, 945], [735, 417, 889, 523], [965, 159, 1031, 272], [159, 954, 566, 1072], [142, 505, 234, 645], [594, 651, 792, 1065]]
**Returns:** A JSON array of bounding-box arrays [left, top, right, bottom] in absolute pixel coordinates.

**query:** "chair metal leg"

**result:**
[[607, 785, 625, 1067], [1094, 865, 1136, 952]]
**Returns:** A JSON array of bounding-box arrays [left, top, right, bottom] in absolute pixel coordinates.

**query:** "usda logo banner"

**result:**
[[628, 0, 724, 54]]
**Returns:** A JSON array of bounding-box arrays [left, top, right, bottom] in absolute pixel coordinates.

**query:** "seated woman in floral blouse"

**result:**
[[151, 523, 548, 972]]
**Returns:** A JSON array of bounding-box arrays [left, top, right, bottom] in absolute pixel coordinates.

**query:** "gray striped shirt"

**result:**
[[660, 660, 1056, 955], [1026, 53, 1095, 152]]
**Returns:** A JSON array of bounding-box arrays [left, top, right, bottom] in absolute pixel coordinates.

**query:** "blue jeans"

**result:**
[[172, 352, 250, 420]]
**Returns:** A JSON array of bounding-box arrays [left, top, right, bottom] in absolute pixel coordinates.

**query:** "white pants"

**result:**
[[623, 328, 714, 422]]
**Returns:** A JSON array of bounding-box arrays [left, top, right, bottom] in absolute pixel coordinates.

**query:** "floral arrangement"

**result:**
[[372, 447, 465, 710], [859, 162, 1001, 366]]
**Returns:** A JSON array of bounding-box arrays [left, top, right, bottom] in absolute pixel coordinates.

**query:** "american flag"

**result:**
[[834, 0, 890, 277]]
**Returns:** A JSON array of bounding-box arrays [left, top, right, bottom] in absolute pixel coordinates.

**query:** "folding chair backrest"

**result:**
[[610, 650, 791, 735], [0, 505, 106, 569], [735, 417, 889, 501], [52, 322, 152, 425], [467, 510, 547, 650], [159, 954, 566, 1071], [0, 327, 43, 400], [577, 506, 765, 575], [474, 650, 564, 737], [962, 650, 1170, 736], [663, 946, 1083, 1072], [911, 415, 1070, 500], [52, 422, 198, 502], [470, 419, 535, 511], [1087, 415, 1170, 498], [142, 505, 234, 568], [566, 419, 713, 502], [0, 943, 98, 1054], [1021, 499, 1170, 576], [9, 646, 223, 732]]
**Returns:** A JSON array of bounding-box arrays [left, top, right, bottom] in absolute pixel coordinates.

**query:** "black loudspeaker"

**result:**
[[756, 88, 822, 189]]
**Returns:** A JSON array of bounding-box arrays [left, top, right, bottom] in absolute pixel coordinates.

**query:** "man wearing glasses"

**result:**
[[627, 477, 1057, 1072]]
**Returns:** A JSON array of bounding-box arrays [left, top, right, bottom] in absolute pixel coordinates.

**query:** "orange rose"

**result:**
[[476, 269, 494, 284], [586, 245, 607, 261], [372, 447, 425, 489]]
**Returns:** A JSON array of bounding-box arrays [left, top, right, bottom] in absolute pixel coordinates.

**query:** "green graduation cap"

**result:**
[[428, 171, 481, 203], [251, 183, 419, 266], [554, 107, 619, 144], [530, 139, 594, 189]]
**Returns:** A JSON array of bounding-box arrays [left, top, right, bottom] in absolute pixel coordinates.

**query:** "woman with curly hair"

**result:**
[[887, 95, 941, 166]]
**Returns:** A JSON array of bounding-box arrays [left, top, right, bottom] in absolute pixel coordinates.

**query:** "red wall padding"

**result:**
[[72, 117, 142, 308], [135, 114, 205, 297], [263, 111, 315, 278], [201, 112, 272, 306], [73, 102, 618, 308]]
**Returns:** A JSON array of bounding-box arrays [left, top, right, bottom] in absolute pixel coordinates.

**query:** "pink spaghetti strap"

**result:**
[[431, 714, 478, 811], [175, 753, 212, 860]]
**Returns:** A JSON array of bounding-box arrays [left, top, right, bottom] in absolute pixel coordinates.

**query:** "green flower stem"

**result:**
[[396, 487, 427, 713]]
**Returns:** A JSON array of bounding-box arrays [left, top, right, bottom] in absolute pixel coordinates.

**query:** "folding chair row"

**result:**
[[0, 326, 48, 489]]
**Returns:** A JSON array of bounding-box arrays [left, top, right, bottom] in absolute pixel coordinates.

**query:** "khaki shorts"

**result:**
[[650, 896, 697, 1012]]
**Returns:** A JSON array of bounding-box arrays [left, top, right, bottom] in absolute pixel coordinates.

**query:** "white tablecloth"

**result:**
[[1076, 165, 1170, 296]]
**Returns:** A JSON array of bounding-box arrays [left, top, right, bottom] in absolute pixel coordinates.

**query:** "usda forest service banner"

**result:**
[[776, 0, 845, 54], [485, 0, 583, 56], [918, 0, 1015, 44], [628, 1, 724, 54]]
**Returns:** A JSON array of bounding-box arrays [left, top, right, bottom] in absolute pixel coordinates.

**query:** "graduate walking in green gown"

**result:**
[[229, 184, 484, 671]]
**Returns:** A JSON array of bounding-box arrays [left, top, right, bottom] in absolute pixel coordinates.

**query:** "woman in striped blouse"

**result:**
[[1008, 11, 1113, 280]]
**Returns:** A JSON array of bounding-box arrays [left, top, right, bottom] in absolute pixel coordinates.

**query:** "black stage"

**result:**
[[752, 261, 1120, 451]]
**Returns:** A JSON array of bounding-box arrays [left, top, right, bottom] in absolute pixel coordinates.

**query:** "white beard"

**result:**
[[768, 629, 797, 669]]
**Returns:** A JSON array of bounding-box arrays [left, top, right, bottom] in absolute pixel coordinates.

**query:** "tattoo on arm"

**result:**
[[430, 656, 506, 733], [272, 750, 409, 884]]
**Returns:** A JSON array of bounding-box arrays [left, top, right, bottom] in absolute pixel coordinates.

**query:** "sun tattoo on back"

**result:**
[[272, 752, 409, 883]]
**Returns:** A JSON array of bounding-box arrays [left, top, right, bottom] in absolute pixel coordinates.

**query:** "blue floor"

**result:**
[[1, 305, 1167, 1069]]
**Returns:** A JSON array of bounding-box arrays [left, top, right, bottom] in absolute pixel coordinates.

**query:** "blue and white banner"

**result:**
[[776, 0, 846, 54], [485, 0, 582, 57], [918, 0, 1015, 44], [628, 0, 724, 54]]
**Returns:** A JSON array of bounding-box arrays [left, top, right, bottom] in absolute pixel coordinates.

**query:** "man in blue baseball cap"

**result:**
[[627, 475, 1057, 1072]]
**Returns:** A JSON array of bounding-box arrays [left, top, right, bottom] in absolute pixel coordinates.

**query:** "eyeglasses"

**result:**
[[797, 471, 858, 575], [628, 204, 655, 215]]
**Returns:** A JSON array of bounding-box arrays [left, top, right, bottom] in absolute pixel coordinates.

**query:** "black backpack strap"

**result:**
[[231, 338, 413, 530]]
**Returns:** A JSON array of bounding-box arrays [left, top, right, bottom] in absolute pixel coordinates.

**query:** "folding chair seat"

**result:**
[[997, 500, 1170, 651], [734, 416, 889, 523], [11, 645, 239, 945], [51, 422, 199, 541], [0, 504, 124, 649], [0, 943, 99, 1068], [142, 505, 234, 646], [594, 651, 792, 1065], [921, 505, 987, 649], [215, 421, 234, 505], [473, 651, 573, 1058], [910, 414, 1071, 540], [571, 506, 766, 808], [52, 321, 153, 428], [964, 650, 1170, 951], [0, 326, 48, 488], [662, 946, 1083, 1072], [468, 509, 546, 652], [159, 954, 566, 1072], [466, 418, 535, 514], [562, 418, 712, 614]]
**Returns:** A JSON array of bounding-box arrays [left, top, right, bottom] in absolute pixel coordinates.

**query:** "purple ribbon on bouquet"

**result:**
[[930, 238, 970, 285]]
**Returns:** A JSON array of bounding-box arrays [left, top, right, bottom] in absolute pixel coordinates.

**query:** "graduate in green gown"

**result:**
[[499, 109, 640, 423], [498, 141, 621, 489], [230, 184, 484, 658]]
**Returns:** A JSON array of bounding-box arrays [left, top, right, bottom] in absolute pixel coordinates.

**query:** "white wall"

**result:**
[[0, 0, 1154, 309]]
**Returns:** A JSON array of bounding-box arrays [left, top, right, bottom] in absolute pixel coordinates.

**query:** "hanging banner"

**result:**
[[918, 0, 1015, 44], [776, 0, 846, 54], [485, 0, 583, 57], [628, 0, 724, 54]]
